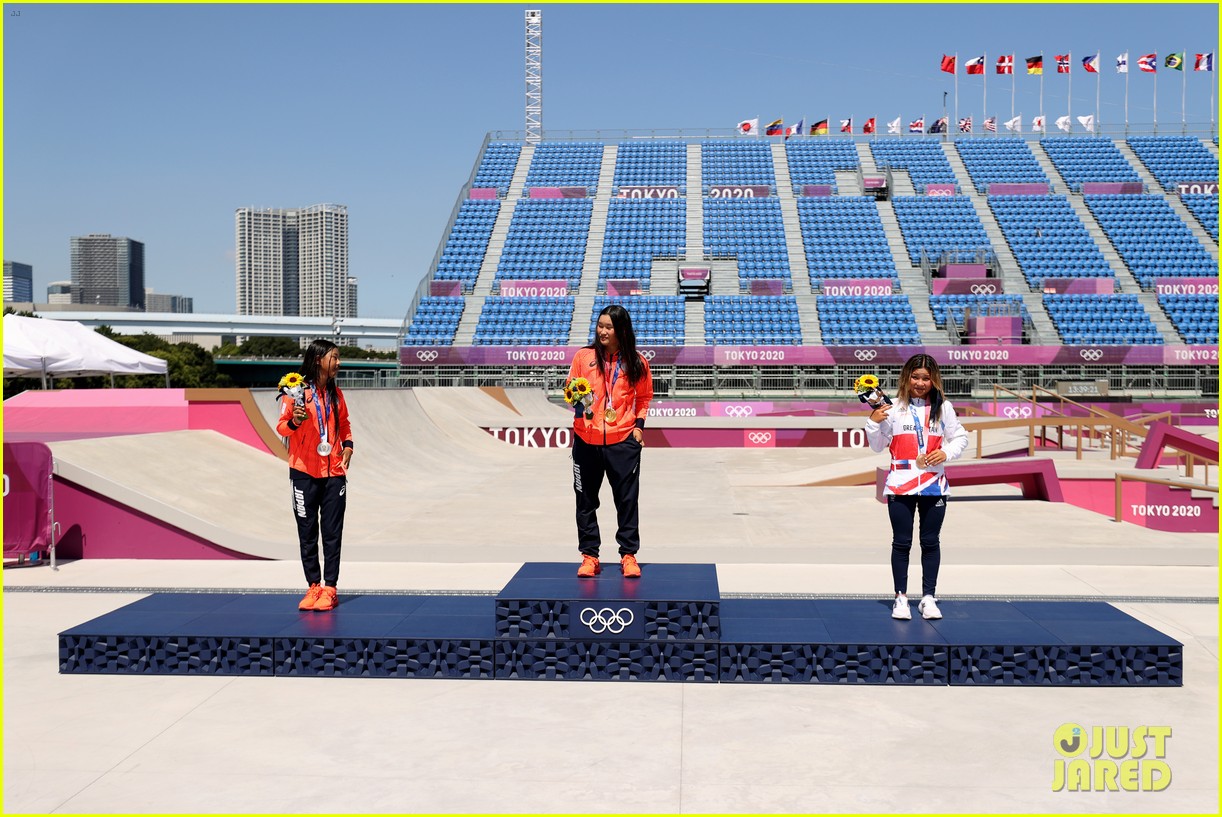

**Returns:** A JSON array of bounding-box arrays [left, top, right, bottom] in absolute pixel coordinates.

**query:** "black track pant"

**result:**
[[572, 435, 642, 558], [291, 472, 347, 587], [887, 494, 947, 597]]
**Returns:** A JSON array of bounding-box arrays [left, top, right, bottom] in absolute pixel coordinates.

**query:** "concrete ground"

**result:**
[[3, 388, 1218, 813]]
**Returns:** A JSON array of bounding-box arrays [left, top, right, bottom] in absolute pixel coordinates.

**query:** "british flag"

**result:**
[[958, 116, 972, 133]]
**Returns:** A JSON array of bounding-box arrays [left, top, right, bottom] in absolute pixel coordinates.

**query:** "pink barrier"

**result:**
[[875, 459, 1065, 504], [529, 187, 587, 198], [749, 279, 785, 295], [468, 187, 499, 199], [988, 183, 1050, 195], [968, 316, 1022, 345], [1154, 277, 1218, 295], [1042, 278, 1115, 294], [1133, 421, 1219, 469], [617, 186, 680, 198], [932, 279, 1003, 294], [1081, 182, 1144, 194], [430, 280, 462, 296], [498, 280, 569, 297], [709, 185, 771, 198], [940, 264, 987, 279], [802, 185, 833, 196], [821, 279, 894, 296], [606, 279, 643, 296], [1060, 478, 1217, 533], [925, 184, 957, 196], [3, 442, 54, 555]]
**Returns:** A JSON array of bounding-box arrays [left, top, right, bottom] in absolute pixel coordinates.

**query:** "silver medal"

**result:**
[[316, 441, 332, 456]]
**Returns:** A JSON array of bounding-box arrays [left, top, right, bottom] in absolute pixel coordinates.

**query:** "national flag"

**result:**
[[941, 54, 956, 73], [1077, 115, 1095, 132], [996, 55, 1014, 74], [1116, 53, 1129, 73], [840, 118, 853, 134], [765, 118, 784, 136], [958, 116, 973, 133], [1004, 115, 1022, 133], [928, 116, 948, 134], [1165, 52, 1185, 71], [887, 117, 902, 134], [1056, 115, 1072, 132], [1082, 53, 1100, 73], [737, 118, 759, 135], [785, 118, 804, 138], [811, 118, 829, 135], [1032, 115, 1045, 131], [909, 117, 925, 133], [965, 55, 985, 75], [1137, 53, 1157, 73], [1055, 54, 1071, 74], [984, 116, 997, 133], [1195, 53, 1214, 71], [1026, 55, 1043, 75], [862, 117, 877, 134]]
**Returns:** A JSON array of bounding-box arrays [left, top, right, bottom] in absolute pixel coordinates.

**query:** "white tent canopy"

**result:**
[[3, 313, 169, 384]]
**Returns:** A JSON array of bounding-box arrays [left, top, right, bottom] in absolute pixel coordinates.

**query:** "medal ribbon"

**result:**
[[910, 405, 930, 456], [604, 355, 621, 415], [311, 385, 331, 448]]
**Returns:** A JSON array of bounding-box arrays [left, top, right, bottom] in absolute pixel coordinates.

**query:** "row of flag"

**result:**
[[737, 113, 1099, 136], [942, 52, 1214, 74]]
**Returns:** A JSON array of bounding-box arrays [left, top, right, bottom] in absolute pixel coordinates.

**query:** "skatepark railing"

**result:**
[[1113, 473, 1219, 523]]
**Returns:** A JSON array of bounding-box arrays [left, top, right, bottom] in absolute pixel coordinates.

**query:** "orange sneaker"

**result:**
[[298, 583, 323, 610], [312, 586, 338, 611], [577, 555, 601, 577], [621, 554, 641, 578]]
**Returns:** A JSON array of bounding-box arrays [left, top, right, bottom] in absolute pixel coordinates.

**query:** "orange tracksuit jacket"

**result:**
[[277, 386, 354, 478], [567, 348, 653, 446]]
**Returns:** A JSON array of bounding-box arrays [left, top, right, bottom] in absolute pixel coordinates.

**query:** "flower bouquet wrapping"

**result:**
[[853, 374, 891, 408], [563, 376, 595, 419], [279, 371, 307, 407]]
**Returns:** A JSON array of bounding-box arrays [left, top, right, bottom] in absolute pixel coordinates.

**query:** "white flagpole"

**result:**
[[1068, 51, 1073, 134], [1154, 60, 1158, 132], [983, 51, 988, 136], [1182, 48, 1188, 132], [1011, 56, 1016, 121], [954, 52, 960, 137], [1125, 55, 1130, 132], [1040, 57, 1044, 127], [1096, 48, 1102, 132]]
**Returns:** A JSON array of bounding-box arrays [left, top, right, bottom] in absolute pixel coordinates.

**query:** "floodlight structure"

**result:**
[[525, 9, 543, 143]]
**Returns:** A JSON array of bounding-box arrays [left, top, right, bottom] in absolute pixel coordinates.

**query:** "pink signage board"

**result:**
[[1176, 182, 1218, 195], [2, 442, 54, 555], [1081, 182, 1145, 194], [468, 187, 499, 199], [968, 316, 1022, 345], [680, 268, 710, 280], [430, 280, 462, 297], [1154, 278, 1219, 295], [606, 279, 642, 297], [498, 280, 569, 297], [750, 279, 786, 295], [925, 184, 957, 196], [530, 187, 589, 198], [821, 279, 895, 296], [802, 185, 833, 196], [708, 185, 771, 198], [862, 177, 886, 189], [940, 264, 988, 279], [987, 183, 1050, 195], [617, 186, 680, 198], [932, 279, 1004, 294], [1041, 278, 1115, 294]]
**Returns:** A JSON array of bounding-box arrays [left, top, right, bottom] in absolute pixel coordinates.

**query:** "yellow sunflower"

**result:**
[[854, 374, 879, 394], [281, 372, 305, 389], [572, 377, 591, 396]]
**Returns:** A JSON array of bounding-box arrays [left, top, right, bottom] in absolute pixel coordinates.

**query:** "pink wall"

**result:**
[[188, 401, 278, 455], [1059, 479, 1216, 533]]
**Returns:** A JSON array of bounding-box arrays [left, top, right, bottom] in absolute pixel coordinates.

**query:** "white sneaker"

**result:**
[[891, 594, 911, 620], [919, 595, 942, 620]]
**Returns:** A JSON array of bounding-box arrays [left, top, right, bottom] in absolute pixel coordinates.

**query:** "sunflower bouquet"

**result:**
[[279, 371, 307, 406], [563, 376, 595, 419], [853, 374, 891, 408]]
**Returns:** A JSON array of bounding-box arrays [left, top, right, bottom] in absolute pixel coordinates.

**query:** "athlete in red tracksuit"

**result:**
[[865, 354, 967, 621], [567, 304, 653, 578], [277, 339, 354, 612]]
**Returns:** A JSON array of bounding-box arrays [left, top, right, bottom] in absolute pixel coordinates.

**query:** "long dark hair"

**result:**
[[897, 353, 945, 425], [588, 304, 646, 384], [302, 338, 341, 438]]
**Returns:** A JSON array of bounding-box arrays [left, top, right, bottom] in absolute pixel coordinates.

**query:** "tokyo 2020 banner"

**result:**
[[401, 345, 1217, 367]]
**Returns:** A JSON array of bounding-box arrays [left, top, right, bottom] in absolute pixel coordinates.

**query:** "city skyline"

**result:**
[[3, 4, 1218, 317]]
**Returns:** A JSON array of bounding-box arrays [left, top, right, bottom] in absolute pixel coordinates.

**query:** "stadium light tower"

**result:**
[[525, 9, 543, 143]]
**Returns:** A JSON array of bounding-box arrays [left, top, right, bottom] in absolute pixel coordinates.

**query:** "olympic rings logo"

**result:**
[[1002, 406, 1033, 418], [854, 349, 878, 361], [969, 284, 998, 294], [1079, 349, 1104, 362], [416, 350, 439, 362], [724, 405, 755, 417], [640, 349, 656, 361], [748, 432, 774, 444], [578, 606, 635, 634]]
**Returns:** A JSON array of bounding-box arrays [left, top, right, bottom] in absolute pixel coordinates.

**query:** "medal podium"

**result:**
[[60, 563, 1181, 686]]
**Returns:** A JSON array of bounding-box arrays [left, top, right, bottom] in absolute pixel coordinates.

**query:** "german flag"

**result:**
[[1026, 55, 1043, 75], [811, 119, 829, 135]]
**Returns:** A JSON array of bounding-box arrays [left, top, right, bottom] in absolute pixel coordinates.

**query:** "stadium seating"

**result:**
[[494, 199, 592, 291], [1126, 136, 1219, 191], [599, 198, 685, 291], [795, 197, 899, 291], [1039, 137, 1141, 191], [784, 140, 860, 193], [1158, 293, 1219, 345], [1084, 194, 1216, 288], [590, 296, 686, 346], [704, 296, 802, 345], [472, 296, 575, 346], [929, 294, 1030, 331], [954, 139, 1050, 193], [703, 198, 792, 290], [433, 199, 500, 292], [403, 297, 466, 346], [470, 142, 522, 196], [868, 140, 957, 193], [891, 195, 991, 264], [700, 140, 776, 191], [1181, 193, 1219, 240], [1042, 294, 1163, 345], [816, 296, 920, 345], [988, 195, 1113, 288], [525, 142, 604, 193], [613, 141, 687, 191]]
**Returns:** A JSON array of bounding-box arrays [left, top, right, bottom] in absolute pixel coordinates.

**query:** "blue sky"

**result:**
[[3, 3, 1218, 318]]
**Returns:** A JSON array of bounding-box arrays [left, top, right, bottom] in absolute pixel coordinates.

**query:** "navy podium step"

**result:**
[[59, 563, 1182, 686]]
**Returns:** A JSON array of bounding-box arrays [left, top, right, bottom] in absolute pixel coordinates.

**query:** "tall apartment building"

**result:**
[[4, 261, 34, 303], [70, 234, 145, 309], [235, 204, 354, 318], [145, 289, 194, 313]]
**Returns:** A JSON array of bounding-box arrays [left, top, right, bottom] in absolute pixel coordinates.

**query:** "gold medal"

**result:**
[[604, 407, 617, 422]]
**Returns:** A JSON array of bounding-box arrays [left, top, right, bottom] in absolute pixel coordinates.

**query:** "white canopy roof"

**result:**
[[3, 313, 169, 378]]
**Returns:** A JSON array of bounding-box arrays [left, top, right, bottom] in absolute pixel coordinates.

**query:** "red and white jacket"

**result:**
[[865, 397, 968, 496]]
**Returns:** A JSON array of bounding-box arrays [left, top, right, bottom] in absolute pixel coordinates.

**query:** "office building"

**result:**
[[235, 203, 352, 318], [70, 234, 145, 309], [145, 289, 194, 313], [47, 281, 73, 304], [4, 261, 34, 303]]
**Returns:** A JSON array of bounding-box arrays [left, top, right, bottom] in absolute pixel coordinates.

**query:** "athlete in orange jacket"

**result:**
[[277, 339, 354, 612], [567, 304, 653, 578]]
